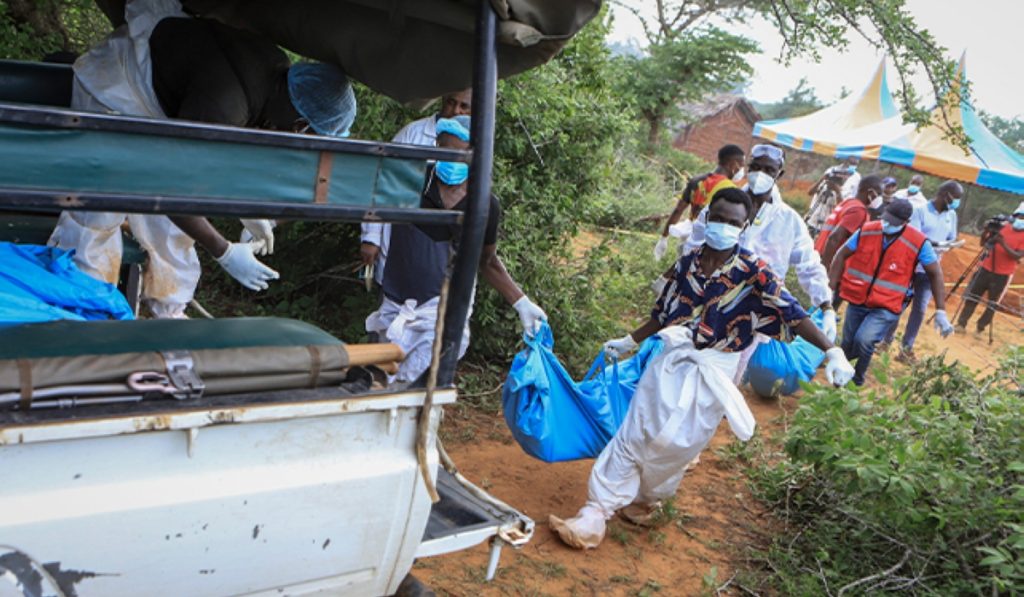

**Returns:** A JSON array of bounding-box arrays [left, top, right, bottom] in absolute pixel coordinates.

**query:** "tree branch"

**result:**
[[837, 549, 912, 596]]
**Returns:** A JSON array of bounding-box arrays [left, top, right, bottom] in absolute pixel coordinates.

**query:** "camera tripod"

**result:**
[[938, 245, 999, 344]]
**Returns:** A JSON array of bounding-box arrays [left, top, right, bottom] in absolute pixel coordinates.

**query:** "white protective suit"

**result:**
[[550, 326, 755, 549], [360, 114, 439, 283], [683, 183, 832, 382], [365, 294, 471, 384], [47, 0, 197, 318]]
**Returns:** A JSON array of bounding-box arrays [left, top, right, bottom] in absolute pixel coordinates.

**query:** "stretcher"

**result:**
[[0, 317, 403, 410]]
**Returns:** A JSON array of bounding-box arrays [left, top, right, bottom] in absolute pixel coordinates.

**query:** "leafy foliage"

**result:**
[[747, 350, 1024, 595], [0, 0, 110, 58], [755, 77, 823, 120], [614, 27, 758, 147], [615, 0, 962, 139], [981, 111, 1024, 154]]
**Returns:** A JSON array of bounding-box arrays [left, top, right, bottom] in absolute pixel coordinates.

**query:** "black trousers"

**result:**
[[956, 268, 1010, 331]]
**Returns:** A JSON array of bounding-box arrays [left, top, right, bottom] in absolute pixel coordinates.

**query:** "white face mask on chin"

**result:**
[[747, 171, 775, 195]]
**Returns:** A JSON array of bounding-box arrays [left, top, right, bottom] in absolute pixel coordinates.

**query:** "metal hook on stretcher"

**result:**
[[0, 371, 184, 410]]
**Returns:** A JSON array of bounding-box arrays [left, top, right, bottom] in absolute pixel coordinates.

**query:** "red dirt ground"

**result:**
[[417, 236, 1021, 597]]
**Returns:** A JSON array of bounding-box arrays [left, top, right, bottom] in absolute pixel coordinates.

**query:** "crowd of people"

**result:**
[[549, 143, 1024, 550], [46, 0, 546, 385], [36, 0, 1024, 560]]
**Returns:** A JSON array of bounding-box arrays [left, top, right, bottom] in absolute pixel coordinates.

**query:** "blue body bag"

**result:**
[[0, 242, 134, 326], [502, 323, 663, 463], [745, 308, 826, 397]]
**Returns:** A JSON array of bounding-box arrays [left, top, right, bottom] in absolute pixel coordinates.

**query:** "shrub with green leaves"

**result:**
[[748, 349, 1024, 595]]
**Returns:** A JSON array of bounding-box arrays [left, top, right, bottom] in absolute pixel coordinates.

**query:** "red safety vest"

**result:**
[[814, 197, 866, 254], [839, 221, 927, 314]]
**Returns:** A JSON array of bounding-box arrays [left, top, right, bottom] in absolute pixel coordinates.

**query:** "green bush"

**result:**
[[748, 349, 1024, 595]]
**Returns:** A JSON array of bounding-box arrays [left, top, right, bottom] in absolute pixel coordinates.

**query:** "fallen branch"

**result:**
[[837, 549, 911, 596]]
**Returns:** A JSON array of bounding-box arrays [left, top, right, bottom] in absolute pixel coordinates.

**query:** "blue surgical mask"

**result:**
[[435, 161, 469, 185], [907, 185, 920, 194], [705, 222, 743, 250], [847, 165, 858, 173], [882, 222, 905, 235], [1013, 218, 1024, 231], [949, 198, 961, 210]]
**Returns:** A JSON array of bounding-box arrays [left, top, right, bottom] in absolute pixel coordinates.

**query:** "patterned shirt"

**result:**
[[651, 246, 809, 352]]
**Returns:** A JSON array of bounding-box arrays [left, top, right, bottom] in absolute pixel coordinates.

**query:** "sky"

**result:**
[[608, 0, 1023, 120]]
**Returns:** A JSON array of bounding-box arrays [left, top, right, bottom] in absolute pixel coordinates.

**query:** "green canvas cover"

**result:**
[[96, 0, 602, 105], [0, 317, 340, 359], [0, 318, 351, 399], [0, 122, 426, 209]]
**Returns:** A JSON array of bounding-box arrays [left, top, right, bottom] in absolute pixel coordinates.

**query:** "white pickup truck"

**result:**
[[0, 1, 600, 594]]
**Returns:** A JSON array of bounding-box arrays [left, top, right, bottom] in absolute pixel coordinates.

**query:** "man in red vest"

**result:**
[[828, 199, 953, 385], [814, 175, 884, 268]]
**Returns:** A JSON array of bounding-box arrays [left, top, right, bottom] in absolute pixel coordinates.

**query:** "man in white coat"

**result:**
[[359, 89, 472, 284], [684, 144, 838, 384]]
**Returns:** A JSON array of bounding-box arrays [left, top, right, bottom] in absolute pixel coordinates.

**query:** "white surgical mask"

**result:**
[[747, 171, 774, 195], [1013, 218, 1024, 231], [882, 222, 905, 235], [705, 221, 743, 250], [869, 195, 883, 210], [731, 167, 746, 183]]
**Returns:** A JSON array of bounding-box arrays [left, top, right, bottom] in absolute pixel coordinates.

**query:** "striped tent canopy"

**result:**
[[832, 55, 1024, 194], [752, 58, 900, 155], [755, 54, 1024, 195]]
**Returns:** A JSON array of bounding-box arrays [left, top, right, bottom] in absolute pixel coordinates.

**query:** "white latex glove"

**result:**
[[653, 236, 669, 261], [825, 347, 855, 387], [216, 242, 280, 291], [604, 334, 638, 360], [821, 308, 838, 342], [513, 296, 547, 337], [934, 310, 954, 338], [651, 275, 669, 296], [239, 219, 276, 255]]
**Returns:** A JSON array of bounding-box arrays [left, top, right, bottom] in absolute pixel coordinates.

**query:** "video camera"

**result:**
[[983, 214, 1011, 247]]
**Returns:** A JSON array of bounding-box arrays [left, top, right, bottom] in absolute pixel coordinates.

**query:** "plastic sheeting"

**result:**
[[0, 242, 133, 325], [502, 323, 663, 463], [745, 309, 826, 397]]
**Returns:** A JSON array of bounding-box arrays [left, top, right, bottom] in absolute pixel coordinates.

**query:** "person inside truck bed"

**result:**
[[49, 0, 356, 318], [365, 116, 547, 384]]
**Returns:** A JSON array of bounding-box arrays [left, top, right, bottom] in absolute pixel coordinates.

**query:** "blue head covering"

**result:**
[[436, 117, 470, 142], [287, 63, 357, 138]]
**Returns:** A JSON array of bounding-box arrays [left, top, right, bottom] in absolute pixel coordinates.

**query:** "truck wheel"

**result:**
[[392, 573, 436, 597]]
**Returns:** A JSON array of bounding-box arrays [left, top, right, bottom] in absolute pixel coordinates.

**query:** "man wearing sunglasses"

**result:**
[[829, 199, 953, 386], [684, 143, 837, 386]]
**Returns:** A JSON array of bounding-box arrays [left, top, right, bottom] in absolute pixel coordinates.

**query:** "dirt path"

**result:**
[[418, 243, 1021, 596], [419, 388, 789, 597]]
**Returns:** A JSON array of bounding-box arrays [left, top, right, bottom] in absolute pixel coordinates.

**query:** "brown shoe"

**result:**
[[895, 346, 917, 364], [619, 502, 662, 528]]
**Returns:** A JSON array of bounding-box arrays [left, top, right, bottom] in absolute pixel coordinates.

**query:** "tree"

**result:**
[[980, 111, 1024, 154], [616, 26, 758, 147], [757, 77, 822, 120], [0, 0, 110, 59], [613, 0, 964, 141]]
